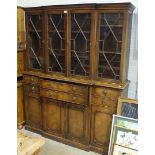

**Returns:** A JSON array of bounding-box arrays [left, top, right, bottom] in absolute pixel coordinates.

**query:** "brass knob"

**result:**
[[104, 105, 108, 108], [31, 86, 35, 90], [72, 87, 77, 91], [48, 92, 52, 96], [31, 78, 34, 81], [72, 97, 76, 101]]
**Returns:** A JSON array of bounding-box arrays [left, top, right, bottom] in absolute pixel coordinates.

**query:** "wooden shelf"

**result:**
[[99, 51, 121, 55], [100, 25, 123, 27]]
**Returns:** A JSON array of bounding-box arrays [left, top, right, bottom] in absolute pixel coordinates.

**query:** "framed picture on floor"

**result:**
[[113, 126, 138, 150], [113, 145, 138, 155], [117, 97, 138, 119], [108, 115, 138, 155]]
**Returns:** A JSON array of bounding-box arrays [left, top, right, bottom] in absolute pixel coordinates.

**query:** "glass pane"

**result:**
[[27, 14, 43, 70], [71, 13, 91, 77], [48, 14, 65, 73], [98, 13, 124, 80]]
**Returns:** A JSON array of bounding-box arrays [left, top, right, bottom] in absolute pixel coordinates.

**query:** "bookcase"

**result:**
[[23, 3, 135, 154]]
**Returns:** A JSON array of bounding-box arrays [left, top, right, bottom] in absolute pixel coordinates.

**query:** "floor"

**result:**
[[20, 128, 101, 155]]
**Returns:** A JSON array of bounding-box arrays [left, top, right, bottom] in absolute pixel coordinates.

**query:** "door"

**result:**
[[66, 103, 89, 144], [24, 95, 42, 130], [26, 12, 44, 71], [47, 12, 66, 74], [97, 12, 124, 80], [42, 98, 65, 137], [70, 12, 92, 78], [90, 105, 113, 153]]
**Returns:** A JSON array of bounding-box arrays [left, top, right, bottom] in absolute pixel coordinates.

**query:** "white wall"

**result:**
[[17, 0, 138, 99]]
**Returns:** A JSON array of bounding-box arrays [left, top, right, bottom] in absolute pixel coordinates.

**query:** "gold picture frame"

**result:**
[[117, 97, 138, 119]]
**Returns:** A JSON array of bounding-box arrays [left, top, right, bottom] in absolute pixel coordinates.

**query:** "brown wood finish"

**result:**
[[90, 105, 114, 154], [42, 98, 65, 137], [17, 7, 25, 45], [17, 50, 24, 77], [66, 103, 89, 144], [17, 81, 25, 129], [23, 3, 135, 154], [24, 95, 42, 131]]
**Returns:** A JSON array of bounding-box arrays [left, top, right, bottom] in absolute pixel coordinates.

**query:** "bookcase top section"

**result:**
[[23, 3, 135, 13]]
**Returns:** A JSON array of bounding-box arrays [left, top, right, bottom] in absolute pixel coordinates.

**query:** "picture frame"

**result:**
[[113, 145, 138, 155], [113, 125, 138, 150], [108, 115, 138, 155], [117, 97, 138, 119]]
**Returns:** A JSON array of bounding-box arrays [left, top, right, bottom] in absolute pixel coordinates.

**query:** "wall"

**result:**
[[17, 0, 138, 99]]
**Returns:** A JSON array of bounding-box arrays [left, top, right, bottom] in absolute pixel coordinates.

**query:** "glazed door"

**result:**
[[70, 12, 91, 78], [90, 105, 113, 153], [65, 103, 89, 144], [97, 12, 124, 80], [24, 96, 42, 130], [47, 12, 66, 74], [26, 12, 44, 71], [42, 98, 65, 137]]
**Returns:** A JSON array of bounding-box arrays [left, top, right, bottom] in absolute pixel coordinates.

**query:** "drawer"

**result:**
[[92, 87, 120, 99], [91, 96, 117, 108], [40, 89, 87, 105], [24, 84, 39, 93], [24, 75, 39, 84], [91, 104, 116, 115], [24, 84, 39, 98], [40, 89, 58, 100], [41, 80, 88, 95]]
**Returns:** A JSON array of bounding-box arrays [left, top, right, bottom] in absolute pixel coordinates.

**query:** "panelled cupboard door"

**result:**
[[97, 12, 124, 80], [90, 105, 113, 153], [70, 12, 91, 78], [42, 98, 65, 137], [26, 12, 44, 71], [24, 96, 42, 130], [66, 103, 89, 144], [47, 12, 66, 74]]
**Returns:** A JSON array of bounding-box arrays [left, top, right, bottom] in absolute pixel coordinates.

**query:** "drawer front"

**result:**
[[24, 85, 39, 98], [40, 89, 58, 99], [24, 84, 39, 93], [91, 97, 117, 112], [24, 75, 39, 84], [40, 89, 87, 105], [92, 87, 120, 99], [41, 80, 88, 95], [91, 104, 116, 114]]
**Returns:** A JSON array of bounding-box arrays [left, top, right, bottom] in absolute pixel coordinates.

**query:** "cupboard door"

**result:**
[[90, 105, 113, 153], [26, 13, 44, 71], [70, 13, 91, 77], [66, 103, 89, 144], [47, 13, 66, 73], [25, 96, 42, 130], [98, 13, 124, 80], [42, 98, 65, 137]]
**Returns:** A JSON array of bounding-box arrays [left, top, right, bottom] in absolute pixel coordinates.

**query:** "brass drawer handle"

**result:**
[[72, 97, 76, 101], [31, 86, 35, 90], [104, 105, 109, 108], [31, 78, 34, 81], [72, 87, 77, 91], [48, 92, 52, 96]]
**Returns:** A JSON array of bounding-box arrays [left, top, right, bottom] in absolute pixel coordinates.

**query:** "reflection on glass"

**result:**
[[98, 13, 124, 80], [71, 13, 91, 77], [48, 14, 65, 73], [27, 15, 43, 70]]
